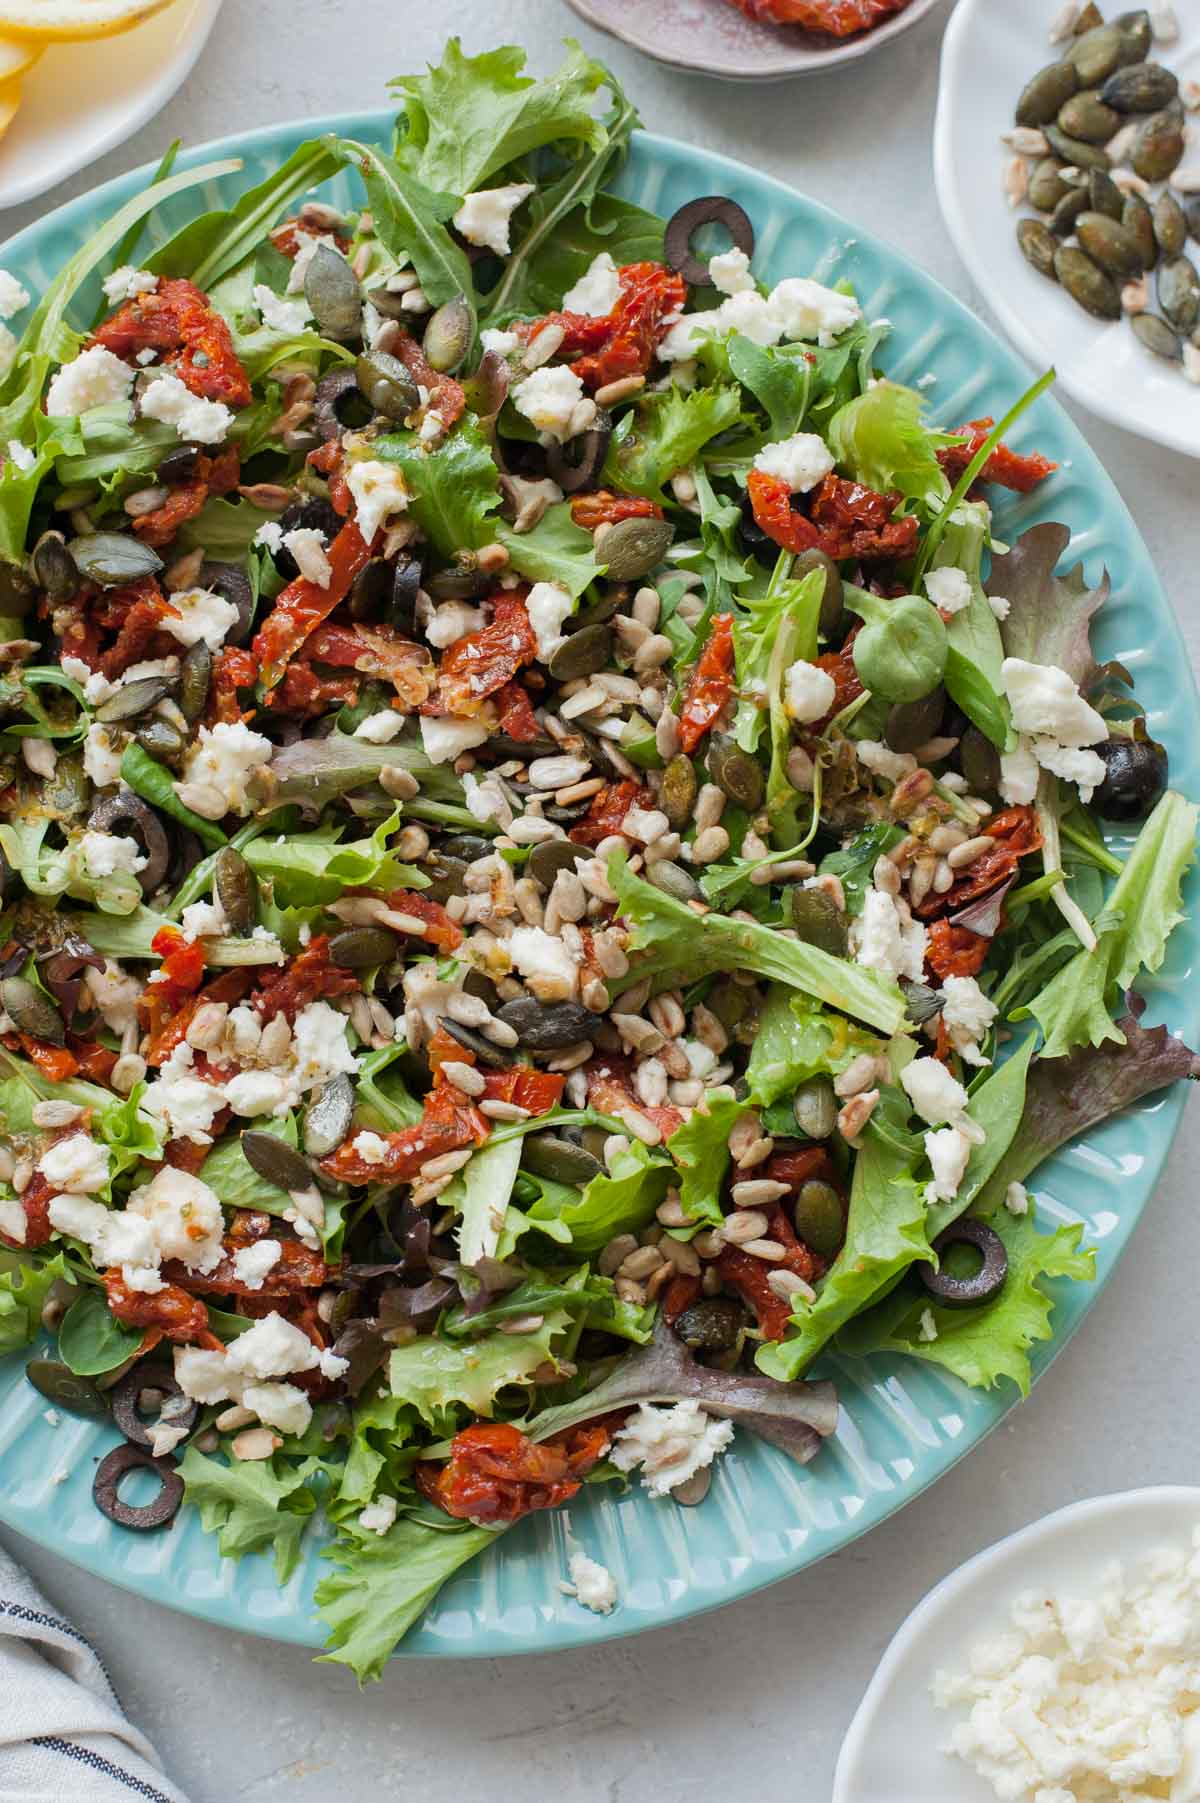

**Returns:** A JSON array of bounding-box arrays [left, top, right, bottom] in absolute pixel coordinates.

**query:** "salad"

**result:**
[[0, 37, 1194, 1681]]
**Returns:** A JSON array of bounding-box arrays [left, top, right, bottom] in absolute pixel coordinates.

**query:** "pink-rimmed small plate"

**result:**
[[563, 0, 949, 81]]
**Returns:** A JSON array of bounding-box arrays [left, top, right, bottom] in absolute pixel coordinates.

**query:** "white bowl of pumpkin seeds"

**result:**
[[935, 0, 1200, 458]]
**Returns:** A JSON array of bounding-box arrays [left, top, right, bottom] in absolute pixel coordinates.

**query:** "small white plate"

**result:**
[[0, 0, 222, 212], [564, 0, 948, 82], [935, 0, 1200, 459], [833, 1486, 1200, 1803]]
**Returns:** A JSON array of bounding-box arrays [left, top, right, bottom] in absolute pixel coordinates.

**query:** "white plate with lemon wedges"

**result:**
[[0, 0, 222, 211]]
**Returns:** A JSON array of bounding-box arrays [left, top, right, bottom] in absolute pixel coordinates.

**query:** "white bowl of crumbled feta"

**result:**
[[833, 1487, 1200, 1803]]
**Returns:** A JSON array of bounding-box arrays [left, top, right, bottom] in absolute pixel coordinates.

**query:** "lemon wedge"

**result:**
[[0, 33, 39, 78], [0, 75, 21, 141], [0, 0, 175, 40]]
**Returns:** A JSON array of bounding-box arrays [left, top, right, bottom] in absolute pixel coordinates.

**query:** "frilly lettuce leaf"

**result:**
[[374, 417, 500, 559], [327, 136, 475, 318], [523, 1135, 670, 1254], [355, 1043, 423, 1132], [497, 501, 600, 600], [445, 1134, 523, 1268], [0, 1249, 69, 1354], [990, 519, 1108, 693], [179, 1445, 323, 1584], [732, 555, 819, 752], [727, 332, 812, 439], [0, 817, 143, 916], [0, 1045, 163, 1185], [243, 808, 427, 906], [602, 383, 743, 501], [836, 1206, 1094, 1396], [666, 1094, 752, 1230], [827, 379, 956, 509], [1029, 791, 1198, 1058], [746, 985, 882, 1107], [388, 1303, 572, 1427]]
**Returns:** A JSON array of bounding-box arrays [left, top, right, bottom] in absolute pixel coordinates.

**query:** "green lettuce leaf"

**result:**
[[388, 1312, 567, 1426], [120, 743, 227, 851], [609, 850, 909, 1038], [495, 192, 663, 320], [837, 1207, 1094, 1396], [763, 565, 823, 844], [827, 380, 954, 509], [666, 1094, 751, 1229], [316, 1516, 500, 1682], [524, 1135, 670, 1253], [0, 1046, 162, 1183], [392, 38, 607, 195], [727, 333, 811, 438], [58, 1289, 145, 1376], [329, 136, 476, 317], [0, 1250, 68, 1354], [198, 1115, 297, 1215], [373, 418, 500, 559], [497, 501, 600, 599], [1029, 791, 1198, 1058], [147, 141, 339, 291], [326, 1390, 415, 1524], [179, 1445, 321, 1583], [355, 1043, 423, 1131], [731, 554, 815, 752], [243, 809, 426, 906], [445, 1135, 523, 1268], [745, 986, 881, 1107], [603, 383, 742, 501], [934, 500, 1011, 749]]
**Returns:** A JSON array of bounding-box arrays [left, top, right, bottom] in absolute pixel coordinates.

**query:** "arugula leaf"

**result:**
[[1029, 791, 1198, 1057], [330, 137, 476, 316], [392, 39, 607, 195], [837, 1207, 1094, 1395], [610, 849, 909, 1037], [666, 1095, 751, 1229], [0, 1251, 68, 1354], [243, 809, 426, 906], [58, 1289, 145, 1376], [935, 500, 1011, 749], [525, 1136, 670, 1253], [316, 1516, 500, 1682], [497, 192, 663, 320], [603, 384, 742, 501], [727, 334, 811, 438], [373, 418, 500, 559], [828, 379, 954, 509], [387, 1314, 566, 1425], [0, 424, 78, 572], [179, 1446, 321, 1583], [497, 501, 600, 600], [148, 141, 339, 291]]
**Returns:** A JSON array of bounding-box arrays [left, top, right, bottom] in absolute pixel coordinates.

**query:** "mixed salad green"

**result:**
[[0, 39, 1194, 1679]]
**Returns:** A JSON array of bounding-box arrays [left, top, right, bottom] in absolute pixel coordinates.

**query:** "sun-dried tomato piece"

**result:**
[[319, 1082, 489, 1184], [746, 469, 821, 555], [718, 1206, 824, 1340], [679, 612, 735, 754], [0, 1169, 53, 1250], [494, 680, 541, 742], [379, 890, 464, 955], [261, 660, 360, 720], [148, 927, 207, 1011], [662, 1273, 702, 1324], [253, 519, 373, 690], [808, 473, 920, 562], [252, 936, 361, 1026], [416, 1419, 613, 1525], [69, 1037, 118, 1086], [570, 490, 664, 529], [925, 919, 990, 981], [388, 329, 466, 428], [104, 1270, 223, 1350], [143, 968, 253, 1068], [133, 446, 240, 549], [583, 1054, 685, 1141], [937, 418, 1058, 494], [914, 804, 1041, 920], [301, 623, 433, 706], [763, 1146, 835, 1191], [428, 592, 537, 718], [165, 1238, 330, 1298], [548, 263, 687, 390], [811, 623, 864, 727], [6, 1034, 79, 1083], [207, 646, 259, 725], [480, 1067, 566, 1116], [86, 575, 176, 680], [307, 438, 353, 516], [92, 277, 251, 408], [725, 0, 910, 33], [568, 777, 655, 849]]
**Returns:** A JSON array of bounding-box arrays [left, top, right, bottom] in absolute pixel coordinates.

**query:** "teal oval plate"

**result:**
[[0, 115, 1196, 1660]]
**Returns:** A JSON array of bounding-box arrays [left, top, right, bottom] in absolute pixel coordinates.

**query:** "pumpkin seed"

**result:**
[[519, 1134, 602, 1185], [793, 547, 845, 636], [1113, 9, 1153, 64], [1153, 190, 1187, 256], [792, 1075, 837, 1140], [1049, 185, 1090, 236], [596, 516, 675, 582], [329, 926, 398, 969], [706, 733, 765, 809], [214, 845, 255, 935], [1132, 108, 1184, 182], [1017, 218, 1061, 278], [95, 674, 171, 724], [440, 834, 494, 862], [421, 854, 468, 904], [1065, 22, 1123, 85], [1131, 311, 1182, 358], [421, 294, 471, 374], [1054, 244, 1123, 317], [178, 640, 211, 724], [303, 242, 362, 341], [660, 753, 699, 829], [1101, 58, 1179, 111], [495, 996, 597, 1050], [68, 532, 163, 588], [43, 754, 88, 820], [646, 858, 700, 902], [355, 350, 420, 422], [547, 621, 610, 681], [1059, 88, 1120, 141], [792, 1180, 845, 1260], [1077, 210, 1147, 274], [134, 719, 185, 763], [241, 1130, 315, 1192], [884, 686, 945, 753], [2, 976, 65, 1045], [25, 1357, 109, 1419], [790, 887, 848, 956], [1088, 167, 1126, 222], [572, 586, 625, 630], [1045, 123, 1112, 169], [1016, 60, 1079, 127], [1185, 196, 1200, 246], [31, 530, 79, 600], [441, 1017, 516, 1067], [303, 1074, 356, 1157], [1124, 193, 1158, 266], [1158, 253, 1200, 331], [674, 1297, 744, 1352], [1029, 157, 1070, 213], [527, 839, 583, 890]]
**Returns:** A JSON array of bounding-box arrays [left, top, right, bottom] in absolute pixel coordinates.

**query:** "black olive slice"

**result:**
[[919, 1218, 1009, 1311], [545, 410, 612, 494], [1092, 735, 1168, 823], [664, 195, 755, 287], [110, 1359, 197, 1449], [93, 1443, 184, 1530]]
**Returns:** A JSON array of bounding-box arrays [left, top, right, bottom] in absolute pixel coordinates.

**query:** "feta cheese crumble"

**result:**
[[140, 373, 233, 445], [345, 457, 410, 544], [784, 658, 836, 723], [851, 887, 928, 983], [525, 579, 574, 655], [161, 585, 239, 651], [281, 526, 331, 587], [45, 346, 135, 417], [940, 974, 998, 1067], [452, 182, 534, 257], [708, 247, 755, 295], [253, 282, 312, 335], [901, 1056, 971, 1127], [561, 251, 621, 316], [925, 566, 973, 616], [419, 714, 490, 764], [753, 431, 835, 494], [511, 364, 596, 444], [563, 1549, 618, 1614], [101, 266, 158, 305], [38, 1133, 110, 1195], [1000, 658, 1107, 802], [353, 709, 405, 743], [923, 1125, 973, 1205], [0, 270, 30, 317], [358, 1495, 398, 1536], [509, 925, 580, 1002], [610, 1401, 734, 1497], [179, 721, 273, 816]]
